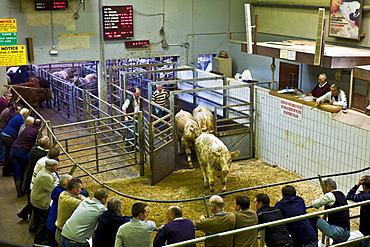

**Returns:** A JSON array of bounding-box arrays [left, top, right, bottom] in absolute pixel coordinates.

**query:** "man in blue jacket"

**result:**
[[275, 185, 318, 247], [347, 175, 370, 247]]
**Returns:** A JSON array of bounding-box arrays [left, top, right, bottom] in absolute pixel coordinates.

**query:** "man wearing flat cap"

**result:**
[[31, 158, 59, 245]]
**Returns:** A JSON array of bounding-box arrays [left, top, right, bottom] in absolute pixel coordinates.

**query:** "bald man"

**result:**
[[195, 195, 236, 247], [153, 206, 195, 247]]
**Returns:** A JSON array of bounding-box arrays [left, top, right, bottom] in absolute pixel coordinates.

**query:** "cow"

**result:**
[[72, 74, 97, 89], [192, 106, 214, 134], [51, 68, 77, 81], [10, 85, 53, 108], [175, 110, 201, 168], [195, 133, 240, 192]]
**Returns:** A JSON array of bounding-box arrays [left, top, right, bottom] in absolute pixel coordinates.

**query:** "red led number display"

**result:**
[[125, 40, 150, 48], [35, 1, 68, 10]]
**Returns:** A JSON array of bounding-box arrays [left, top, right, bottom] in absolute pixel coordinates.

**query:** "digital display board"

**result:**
[[35, 1, 68, 11], [102, 5, 133, 40], [125, 40, 149, 48]]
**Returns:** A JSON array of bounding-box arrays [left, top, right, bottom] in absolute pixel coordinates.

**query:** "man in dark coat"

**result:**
[[93, 198, 130, 247], [254, 193, 293, 247], [275, 185, 318, 247]]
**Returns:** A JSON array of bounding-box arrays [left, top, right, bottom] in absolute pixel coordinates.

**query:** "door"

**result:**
[[279, 62, 299, 89]]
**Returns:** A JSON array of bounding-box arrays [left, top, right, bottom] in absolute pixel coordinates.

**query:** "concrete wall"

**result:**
[[1, 0, 247, 65]]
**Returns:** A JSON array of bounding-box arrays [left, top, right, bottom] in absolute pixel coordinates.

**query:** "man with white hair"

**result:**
[[195, 195, 236, 247], [31, 158, 59, 245], [18, 116, 34, 137], [311, 178, 350, 244]]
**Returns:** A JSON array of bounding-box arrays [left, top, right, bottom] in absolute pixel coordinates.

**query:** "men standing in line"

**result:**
[[55, 178, 86, 246], [254, 193, 293, 247], [275, 185, 318, 247], [11, 118, 42, 197], [195, 195, 236, 247], [316, 84, 347, 106], [121, 87, 141, 150], [307, 73, 331, 100], [115, 202, 156, 247], [153, 206, 195, 247], [232, 195, 258, 247], [311, 178, 350, 244], [93, 198, 131, 247], [30, 158, 59, 245], [347, 175, 370, 247], [61, 188, 108, 247]]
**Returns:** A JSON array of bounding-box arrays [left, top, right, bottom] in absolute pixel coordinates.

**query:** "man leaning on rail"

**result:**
[[347, 175, 370, 247], [311, 178, 350, 245]]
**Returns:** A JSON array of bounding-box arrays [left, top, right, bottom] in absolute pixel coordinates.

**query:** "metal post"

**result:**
[[270, 58, 276, 90], [138, 111, 144, 176], [93, 121, 99, 172], [259, 229, 265, 247]]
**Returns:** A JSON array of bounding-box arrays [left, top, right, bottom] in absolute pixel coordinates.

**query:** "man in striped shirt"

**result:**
[[152, 85, 169, 129]]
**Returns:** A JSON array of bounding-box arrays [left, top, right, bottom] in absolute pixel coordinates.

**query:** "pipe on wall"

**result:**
[[250, 2, 370, 12]]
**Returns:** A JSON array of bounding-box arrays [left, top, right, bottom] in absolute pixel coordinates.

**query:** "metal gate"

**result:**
[[144, 78, 254, 185]]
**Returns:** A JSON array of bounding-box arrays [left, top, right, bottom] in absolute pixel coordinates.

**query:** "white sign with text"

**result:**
[[280, 99, 302, 120]]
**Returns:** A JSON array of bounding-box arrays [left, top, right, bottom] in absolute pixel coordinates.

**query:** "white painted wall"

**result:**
[[254, 86, 370, 192]]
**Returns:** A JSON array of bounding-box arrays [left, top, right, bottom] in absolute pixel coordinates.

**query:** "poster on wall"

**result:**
[[329, 0, 362, 40]]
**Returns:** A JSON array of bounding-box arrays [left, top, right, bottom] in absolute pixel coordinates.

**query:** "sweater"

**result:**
[[233, 209, 258, 247], [12, 125, 39, 153], [55, 191, 85, 230], [2, 114, 24, 139], [153, 218, 195, 247], [62, 197, 106, 243], [115, 219, 156, 247]]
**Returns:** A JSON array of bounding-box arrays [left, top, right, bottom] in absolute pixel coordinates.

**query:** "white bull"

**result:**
[[195, 133, 240, 192], [175, 110, 201, 168], [192, 106, 214, 134]]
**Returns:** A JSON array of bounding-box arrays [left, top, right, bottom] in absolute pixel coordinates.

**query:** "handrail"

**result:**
[[165, 199, 370, 247]]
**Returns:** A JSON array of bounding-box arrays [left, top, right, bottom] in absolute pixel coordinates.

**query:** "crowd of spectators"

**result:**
[[3, 87, 368, 246]]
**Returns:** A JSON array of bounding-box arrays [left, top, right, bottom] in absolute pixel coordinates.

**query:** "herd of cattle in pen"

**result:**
[[175, 106, 240, 193], [5, 65, 98, 108]]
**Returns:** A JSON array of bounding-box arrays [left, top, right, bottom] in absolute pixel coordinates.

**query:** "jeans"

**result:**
[[10, 147, 29, 181], [60, 235, 90, 247], [316, 218, 350, 244], [361, 239, 370, 247], [154, 107, 167, 130], [125, 121, 134, 147]]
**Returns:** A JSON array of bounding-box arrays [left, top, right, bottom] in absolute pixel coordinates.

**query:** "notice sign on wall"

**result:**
[[280, 99, 302, 120], [0, 45, 27, 67], [0, 19, 17, 32]]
